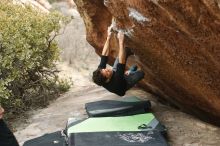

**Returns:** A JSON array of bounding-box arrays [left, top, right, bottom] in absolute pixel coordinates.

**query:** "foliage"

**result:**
[[0, 0, 70, 115], [48, 0, 63, 4]]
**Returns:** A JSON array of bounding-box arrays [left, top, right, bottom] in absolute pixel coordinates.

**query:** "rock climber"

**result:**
[[92, 26, 145, 96]]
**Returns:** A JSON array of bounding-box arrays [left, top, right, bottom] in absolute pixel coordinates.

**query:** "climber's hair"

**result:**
[[92, 68, 107, 86]]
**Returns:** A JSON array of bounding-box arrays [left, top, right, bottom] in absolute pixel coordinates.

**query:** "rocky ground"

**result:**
[[14, 1, 220, 146]]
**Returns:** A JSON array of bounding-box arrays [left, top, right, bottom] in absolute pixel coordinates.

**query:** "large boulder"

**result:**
[[73, 0, 220, 126]]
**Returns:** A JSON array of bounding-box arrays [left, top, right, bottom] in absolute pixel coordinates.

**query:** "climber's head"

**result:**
[[92, 68, 113, 85]]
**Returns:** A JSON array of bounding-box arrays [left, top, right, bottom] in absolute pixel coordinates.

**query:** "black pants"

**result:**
[[112, 58, 145, 90], [124, 70, 145, 90], [0, 119, 19, 146]]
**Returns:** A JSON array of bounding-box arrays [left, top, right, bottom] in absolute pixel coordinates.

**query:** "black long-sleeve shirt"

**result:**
[[98, 56, 127, 96], [0, 119, 19, 146]]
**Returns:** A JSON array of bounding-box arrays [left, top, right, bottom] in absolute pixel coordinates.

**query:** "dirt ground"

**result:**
[[14, 2, 220, 146]]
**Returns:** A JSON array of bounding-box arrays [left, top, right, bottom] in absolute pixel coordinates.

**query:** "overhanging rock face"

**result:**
[[73, 0, 220, 125]]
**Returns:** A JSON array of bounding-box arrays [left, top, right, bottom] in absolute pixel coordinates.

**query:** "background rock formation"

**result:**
[[73, 0, 220, 126]]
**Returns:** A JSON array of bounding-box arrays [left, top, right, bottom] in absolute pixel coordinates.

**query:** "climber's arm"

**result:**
[[98, 26, 113, 69], [117, 31, 126, 64], [102, 26, 113, 56]]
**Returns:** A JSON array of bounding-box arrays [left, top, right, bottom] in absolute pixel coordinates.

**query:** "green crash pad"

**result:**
[[68, 113, 155, 135]]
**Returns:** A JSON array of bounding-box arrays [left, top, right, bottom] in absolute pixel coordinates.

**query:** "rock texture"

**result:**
[[73, 0, 220, 126]]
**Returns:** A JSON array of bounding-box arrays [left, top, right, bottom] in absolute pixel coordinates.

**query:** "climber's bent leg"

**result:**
[[125, 70, 145, 90], [128, 65, 138, 74]]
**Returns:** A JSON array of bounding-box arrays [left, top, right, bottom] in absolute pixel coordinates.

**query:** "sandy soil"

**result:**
[[14, 1, 220, 146]]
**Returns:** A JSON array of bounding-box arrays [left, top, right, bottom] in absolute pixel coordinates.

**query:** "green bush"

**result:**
[[0, 0, 70, 116], [48, 0, 63, 3]]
